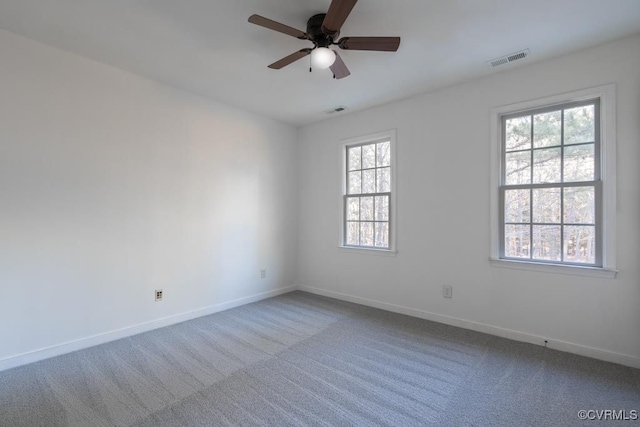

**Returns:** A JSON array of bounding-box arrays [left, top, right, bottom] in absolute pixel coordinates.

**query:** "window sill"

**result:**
[[338, 246, 397, 257], [490, 258, 617, 279]]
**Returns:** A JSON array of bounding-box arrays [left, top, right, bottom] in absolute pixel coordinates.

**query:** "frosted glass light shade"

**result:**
[[311, 47, 336, 69]]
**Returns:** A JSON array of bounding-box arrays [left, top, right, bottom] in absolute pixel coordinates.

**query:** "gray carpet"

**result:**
[[1, 291, 638, 426]]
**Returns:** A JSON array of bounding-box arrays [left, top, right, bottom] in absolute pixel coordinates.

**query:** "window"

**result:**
[[502, 100, 600, 264], [341, 130, 396, 252], [490, 85, 616, 278]]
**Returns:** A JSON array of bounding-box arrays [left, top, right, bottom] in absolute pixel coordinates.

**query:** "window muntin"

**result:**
[[500, 100, 601, 266], [344, 140, 391, 249]]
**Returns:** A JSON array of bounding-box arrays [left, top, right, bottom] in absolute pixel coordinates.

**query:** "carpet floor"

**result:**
[[1, 291, 638, 426]]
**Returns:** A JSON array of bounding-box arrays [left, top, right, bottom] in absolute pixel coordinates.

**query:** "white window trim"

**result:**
[[489, 85, 617, 278], [338, 129, 397, 255]]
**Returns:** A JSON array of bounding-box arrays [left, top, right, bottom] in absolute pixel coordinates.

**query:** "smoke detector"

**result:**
[[487, 49, 530, 68]]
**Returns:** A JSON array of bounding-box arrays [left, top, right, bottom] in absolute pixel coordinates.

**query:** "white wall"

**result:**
[[297, 34, 640, 367], [0, 29, 298, 368], [2, 26, 638, 372]]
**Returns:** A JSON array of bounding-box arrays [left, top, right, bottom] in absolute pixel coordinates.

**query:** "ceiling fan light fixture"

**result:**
[[310, 47, 336, 69]]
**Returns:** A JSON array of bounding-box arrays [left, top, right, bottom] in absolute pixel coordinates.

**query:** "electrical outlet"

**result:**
[[443, 285, 453, 299], [155, 289, 163, 302], [260, 269, 266, 279]]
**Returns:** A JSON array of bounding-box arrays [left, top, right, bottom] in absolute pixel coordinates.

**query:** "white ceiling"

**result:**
[[1, 0, 639, 126]]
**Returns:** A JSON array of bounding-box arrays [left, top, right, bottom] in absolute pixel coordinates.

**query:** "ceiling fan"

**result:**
[[248, 0, 400, 79]]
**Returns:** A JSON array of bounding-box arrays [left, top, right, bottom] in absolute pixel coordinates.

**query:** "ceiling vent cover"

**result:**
[[325, 106, 348, 115], [487, 49, 530, 68]]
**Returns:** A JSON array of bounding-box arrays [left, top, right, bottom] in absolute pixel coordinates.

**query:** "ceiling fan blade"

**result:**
[[322, 0, 358, 36], [268, 49, 312, 69], [338, 37, 401, 52], [248, 14, 309, 40], [330, 51, 351, 79]]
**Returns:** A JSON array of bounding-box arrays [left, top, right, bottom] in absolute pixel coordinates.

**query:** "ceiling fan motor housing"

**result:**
[[307, 14, 338, 47]]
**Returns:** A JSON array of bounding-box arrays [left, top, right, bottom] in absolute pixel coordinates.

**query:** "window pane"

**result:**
[[564, 187, 595, 224], [505, 225, 530, 258], [377, 167, 391, 193], [348, 171, 361, 194], [505, 189, 530, 223], [564, 225, 596, 264], [348, 146, 361, 171], [565, 105, 595, 145], [360, 197, 373, 221], [375, 195, 389, 221], [532, 188, 561, 223], [533, 147, 561, 183], [377, 141, 390, 167], [360, 222, 374, 246], [362, 169, 376, 193], [505, 116, 531, 151], [564, 144, 594, 182], [362, 144, 375, 169], [347, 197, 359, 220], [505, 151, 531, 185], [346, 222, 359, 245], [375, 222, 389, 248], [532, 225, 561, 261], [533, 111, 561, 148]]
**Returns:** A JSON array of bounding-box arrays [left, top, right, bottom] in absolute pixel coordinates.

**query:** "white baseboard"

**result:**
[[298, 285, 640, 369], [6, 284, 638, 372], [0, 285, 297, 373]]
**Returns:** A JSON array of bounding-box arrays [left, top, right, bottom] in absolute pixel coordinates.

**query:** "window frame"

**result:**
[[339, 130, 397, 255], [489, 85, 617, 278]]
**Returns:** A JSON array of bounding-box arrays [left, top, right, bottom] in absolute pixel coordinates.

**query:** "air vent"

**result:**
[[487, 49, 530, 68], [325, 106, 348, 115]]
